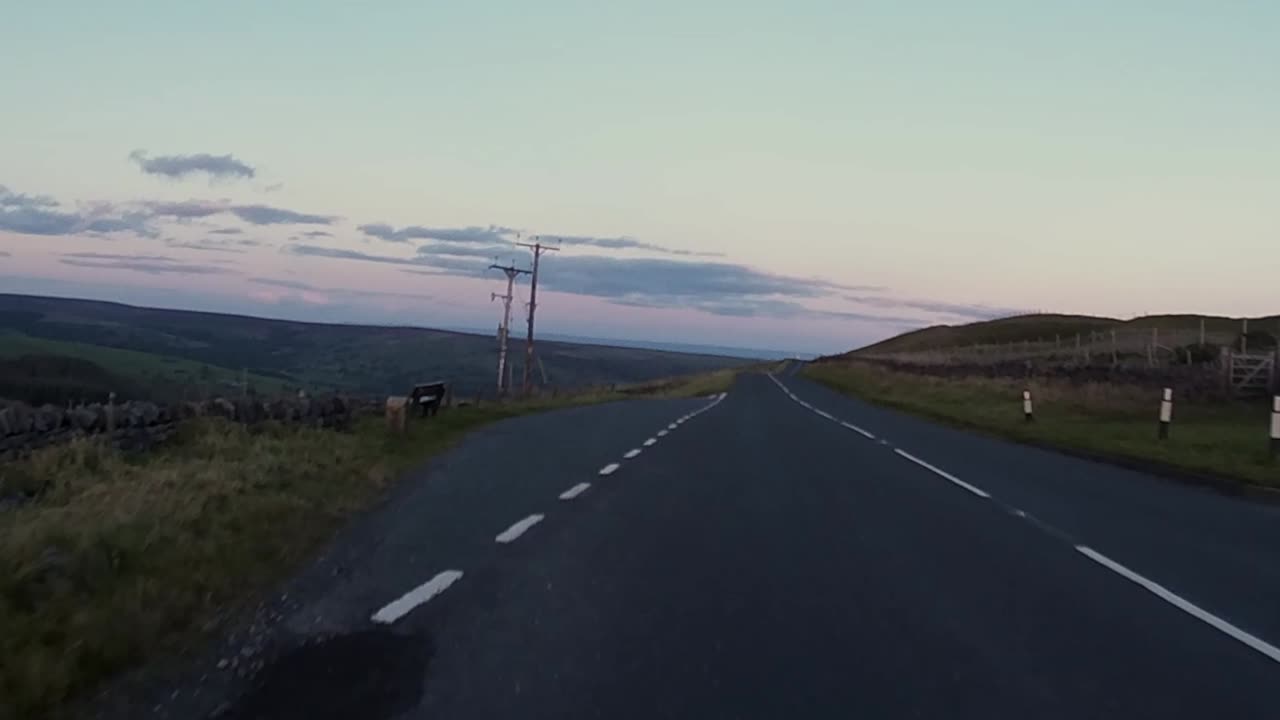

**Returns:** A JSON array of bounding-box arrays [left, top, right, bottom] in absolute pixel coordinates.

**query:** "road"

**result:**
[[131, 367, 1280, 719]]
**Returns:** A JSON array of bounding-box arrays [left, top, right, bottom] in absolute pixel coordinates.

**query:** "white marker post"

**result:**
[[1158, 387, 1173, 440], [1023, 389, 1034, 423], [1270, 396, 1279, 458]]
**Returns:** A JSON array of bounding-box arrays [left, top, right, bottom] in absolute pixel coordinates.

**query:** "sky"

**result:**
[[2, 1, 1277, 355]]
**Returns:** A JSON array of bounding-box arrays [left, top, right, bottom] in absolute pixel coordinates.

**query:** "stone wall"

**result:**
[[0, 395, 359, 460]]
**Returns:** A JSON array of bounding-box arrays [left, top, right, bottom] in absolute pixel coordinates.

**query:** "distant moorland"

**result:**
[[0, 294, 753, 404]]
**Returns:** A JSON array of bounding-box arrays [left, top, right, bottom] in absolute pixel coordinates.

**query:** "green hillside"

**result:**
[[844, 313, 1280, 358]]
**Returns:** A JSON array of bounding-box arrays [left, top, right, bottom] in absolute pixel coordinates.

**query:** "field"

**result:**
[[0, 368, 740, 720], [803, 361, 1280, 489], [0, 294, 751, 402]]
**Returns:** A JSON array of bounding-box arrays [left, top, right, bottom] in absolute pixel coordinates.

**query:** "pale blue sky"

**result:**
[[2, 1, 1277, 354]]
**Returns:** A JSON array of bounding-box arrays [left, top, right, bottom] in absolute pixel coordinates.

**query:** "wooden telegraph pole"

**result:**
[[489, 263, 530, 395], [515, 237, 558, 395]]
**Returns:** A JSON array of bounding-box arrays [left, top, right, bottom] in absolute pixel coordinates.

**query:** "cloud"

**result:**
[[209, 227, 243, 235], [0, 250, 11, 257], [359, 222, 719, 257], [129, 150, 256, 180], [250, 277, 316, 291], [359, 223, 516, 244], [59, 252, 235, 276], [298, 230, 332, 238], [165, 238, 248, 254], [416, 243, 527, 260], [144, 200, 335, 226], [230, 204, 334, 226], [287, 244, 428, 267], [0, 185, 154, 237], [0, 185, 57, 208], [842, 294, 1022, 321]]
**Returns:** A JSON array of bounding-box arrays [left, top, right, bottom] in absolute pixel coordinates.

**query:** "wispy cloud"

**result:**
[[359, 221, 719, 257], [842, 294, 1021, 321], [59, 252, 235, 275], [144, 200, 335, 226], [209, 227, 243, 236], [287, 244, 439, 267], [0, 250, 11, 257], [297, 230, 332, 238], [165, 238, 249, 254], [359, 223, 516, 244], [129, 150, 256, 180]]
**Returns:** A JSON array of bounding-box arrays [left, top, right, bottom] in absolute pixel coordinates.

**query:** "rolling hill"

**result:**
[[839, 312, 1280, 358], [0, 294, 752, 402]]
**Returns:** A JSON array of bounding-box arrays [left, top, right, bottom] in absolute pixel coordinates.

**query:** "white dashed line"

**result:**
[[668, 423, 678, 430], [893, 449, 991, 498], [371, 570, 464, 624], [643, 438, 657, 447], [496, 514, 545, 543], [623, 448, 642, 459], [559, 482, 591, 500], [657, 430, 669, 437], [840, 421, 875, 439], [1076, 546, 1280, 665], [599, 462, 621, 476]]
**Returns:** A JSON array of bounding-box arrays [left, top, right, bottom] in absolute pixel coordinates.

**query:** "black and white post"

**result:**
[[1158, 387, 1173, 440], [1023, 389, 1034, 423], [1270, 395, 1279, 458]]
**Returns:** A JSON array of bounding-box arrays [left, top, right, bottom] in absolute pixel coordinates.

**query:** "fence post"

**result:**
[[1111, 330, 1118, 365], [1158, 388, 1172, 440], [106, 391, 117, 433], [1242, 318, 1249, 354], [1200, 318, 1206, 346], [1023, 389, 1034, 422], [1270, 396, 1279, 459]]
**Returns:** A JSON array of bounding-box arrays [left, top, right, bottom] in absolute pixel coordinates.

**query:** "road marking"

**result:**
[[1075, 546, 1280, 665], [815, 410, 835, 420], [559, 482, 591, 500], [643, 438, 657, 447], [496, 514, 545, 543], [599, 462, 621, 476], [623, 448, 642, 459], [893, 449, 991, 498], [668, 423, 678, 430], [371, 570, 464, 624], [840, 421, 876, 439], [657, 430, 669, 437]]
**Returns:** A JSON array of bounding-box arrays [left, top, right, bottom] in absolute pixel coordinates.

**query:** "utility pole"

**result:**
[[515, 237, 558, 395], [489, 263, 530, 395]]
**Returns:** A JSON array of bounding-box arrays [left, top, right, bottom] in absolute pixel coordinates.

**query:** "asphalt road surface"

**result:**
[[128, 367, 1280, 719]]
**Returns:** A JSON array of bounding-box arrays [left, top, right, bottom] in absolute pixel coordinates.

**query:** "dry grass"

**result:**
[[803, 361, 1280, 488], [0, 368, 747, 719]]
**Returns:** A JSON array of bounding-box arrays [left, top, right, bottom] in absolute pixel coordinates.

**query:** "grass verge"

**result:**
[[802, 361, 1280, 489], [0, 372, 735, 720]]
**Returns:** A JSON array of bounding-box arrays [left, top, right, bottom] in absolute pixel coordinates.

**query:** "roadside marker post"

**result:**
[[1023, 389, 1034, 423], [1270, 396, 1279, 459], [1158, 388, 1173, 440]]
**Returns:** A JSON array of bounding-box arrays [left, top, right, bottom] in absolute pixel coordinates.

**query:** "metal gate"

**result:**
[[1228, 351, 1277, 397]]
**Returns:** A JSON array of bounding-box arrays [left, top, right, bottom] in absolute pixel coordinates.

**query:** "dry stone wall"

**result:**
[[0, 395, 359, 459]]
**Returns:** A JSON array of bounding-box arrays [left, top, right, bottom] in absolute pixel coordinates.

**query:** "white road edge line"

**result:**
[[657, 430, 669, 437], [643, 438, 657, 447], [496, 513, 545, 543], [668, 423, 678, 430], [599, 462, 621, 476], [560, 482, 591, 500], [1076, 545, 1280, 665], [623, 448, 642, 459], [893, 449, 991, 498], [371, 570, 464, 624]]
